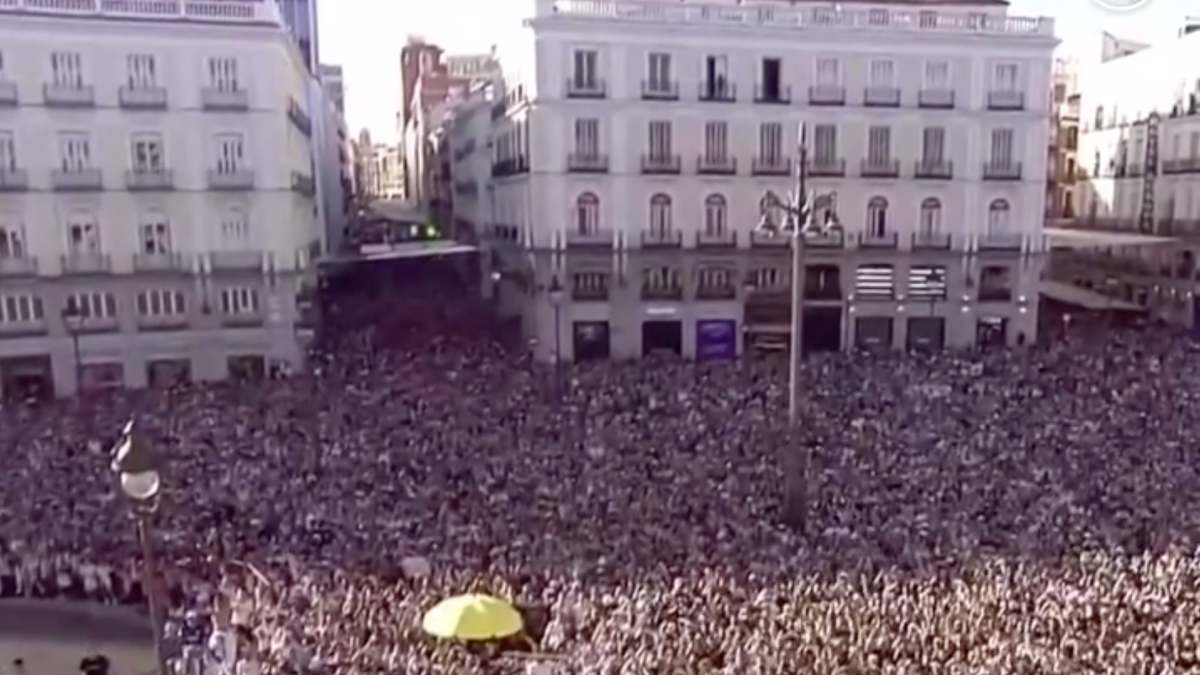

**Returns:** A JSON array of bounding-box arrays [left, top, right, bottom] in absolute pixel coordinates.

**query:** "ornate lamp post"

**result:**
[[753, 122, 841, 532], [547, 275, 565, 402], [110, 421, 168, 675]]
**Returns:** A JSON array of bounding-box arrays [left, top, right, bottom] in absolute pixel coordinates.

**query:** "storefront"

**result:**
[[696, 319, 737, 361], [907, 317, 945, 352], [573, 321, 610, 362], [0, 355, 54, 401], [148, 358, 192, 389], [855, 316, 894, 351], [642, 320, 683, 357]]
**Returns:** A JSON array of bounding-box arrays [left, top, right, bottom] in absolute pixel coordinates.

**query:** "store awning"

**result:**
[[1040, 280, 1145, 312], [1045, 227, 1177, 249]]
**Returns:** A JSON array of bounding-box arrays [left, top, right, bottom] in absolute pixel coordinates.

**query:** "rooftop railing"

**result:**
[[0, 0, 282, 24], [542, 0, 1053, 37]]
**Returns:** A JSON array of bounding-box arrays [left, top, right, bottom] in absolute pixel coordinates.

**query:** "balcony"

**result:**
[[641, 284, 684, 301], [752, 156, 791, 176], [696, 154, 737, 175], [201, 87, 249, 111], [641, 80, 679, 101], [1162, 158, 1200, 175], [207, 169, 255, 190], [118, 85, 167, 110], [641, 229, 682, 248], [863, 86, 901, 107], [0, 256, 38, 277], [565, 78, 607, 99], [125, 169, 174, 191], [754, 85, 791, 104], [696, 284, 737, 301], [0, 169, 28, 192], [804, 282, 844, 301], [696, 230, 737, 249], [291, 171, 316, 197], [572, 281, 610, 302], [565, 228, 615, 249], [287, 98, 312, 136], [567, 153, 609, 173], [0, 317, 46, 337], [808, 85, 845, 106], [61, 252, 111, 275], [912, 232, 952, 250], [138, 313, 190, 332], [978, 233, 1023, 251], [492, 157, 529, 177], [987, 90, 1025, 111], [641, 154, 681, 175], [802, 230, 846, 249], [210, 250, 264, 272], [750, 231, 791, 249], [914, 159, 953, 180], [978, 288, 1013, 302], [222, 312, 265, 328], [51, 168, 103, 192], [860, 158, 900, 178], [698, 81, 736, 102], [808, 158, 846, 177], [0, 80, 17, 106], [982, 161, 1023, 181], [43, 83, 94, 107], [858, 232, 898, 249], [133, 252, 188, 273], [917, 88, 955, 109]]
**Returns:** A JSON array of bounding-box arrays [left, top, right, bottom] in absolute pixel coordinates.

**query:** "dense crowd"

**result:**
[[4, 260, 1200, 674]]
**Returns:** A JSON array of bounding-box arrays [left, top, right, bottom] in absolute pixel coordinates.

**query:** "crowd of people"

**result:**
[[4, 259, 1200, 674]]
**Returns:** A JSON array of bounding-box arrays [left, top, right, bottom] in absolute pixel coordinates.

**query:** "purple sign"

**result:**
[[696, 320, 737, 361]]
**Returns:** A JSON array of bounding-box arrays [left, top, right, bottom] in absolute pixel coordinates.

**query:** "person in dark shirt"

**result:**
[[79, 654, 109, 675]]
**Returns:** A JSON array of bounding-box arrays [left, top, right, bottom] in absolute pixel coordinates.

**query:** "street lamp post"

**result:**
[[110, 421, 168, 675], [753, 122, 840, 532], [61, 303, 83, 394], [547, 275, 565, 403]]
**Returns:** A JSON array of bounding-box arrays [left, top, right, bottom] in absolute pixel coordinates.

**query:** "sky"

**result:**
[[317, 0, 1197, 143]]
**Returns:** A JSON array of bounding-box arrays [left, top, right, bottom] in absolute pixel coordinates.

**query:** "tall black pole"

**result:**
[[553, 302, 562, 404], [782, 123, 809, 530], [71, 330, 81, 394], [137, 516, 169, 675]]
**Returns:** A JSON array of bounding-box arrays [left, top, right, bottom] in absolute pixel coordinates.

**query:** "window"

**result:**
[[814, 124, 837, 163], [922, 127, 945, 164], [704, 55, 728, 95], [220, 287, 259, 316], [649, 194, 672, 234], [221, 208, 248, 248], [648, 121, 672, 159], [66, 211, 100, 254], [644, 266, 680, 290], [698, 267, 732, 290], [127, 54, 157, 89], [867, 126, 891, 164], [924, 61, 949, 89], [919, 10, 937, 28], [704, 121, 728, 161], [761, 57, 782, 99], [137, 289, 186, 317], [751, 267, 784, 289], [50, 51, 83, 88], [0, 131, 14, 171], [576, 192, 599, 234], [990, 128, 1015, 166], [572, 49, 598, 88], [988, 199, 1011, 234], [759, 123, 783, 161], [140, 212, 171, 254], [66, 292, 116, 319], [919, 198, 942, 235], [704, 194, 726, 236], [993, 63, 1019, 91], [1191, 132, 1200, 158], [816, 58, 839, 86], [869, 60, 895, 87], [648, 53, 672, 91], [0, 294, 43, 325], [215, 134, 245, 173], [0, 223, 24, 258], [58, 133, 91, 172], [0, 50, 5, 79], [866, 196, 888, 236], [208, 57, 239, 92], [131, 133, 165, 172], [574, 119, 599, 157]]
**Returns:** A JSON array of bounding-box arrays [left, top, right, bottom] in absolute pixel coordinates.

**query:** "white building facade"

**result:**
[[0, 0, 323, 398], [480, 0, 1056, 362]]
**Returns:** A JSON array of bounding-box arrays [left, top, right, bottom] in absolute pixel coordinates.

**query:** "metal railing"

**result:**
[[982, 161, 1022, 180], [201, 87, 249, 111], [914, 159, 953, 179], [0, 255, 37, 277], [567, 153, 610, 173], [61, 252, 111, 275], [696, 230, 737, 248], [640, 80, 678, 100], [808, 158, 846, 177], [51, 168, 103, 191], [43, 83, 94, 107], [858, 232, 899, 248], [133, 252, 187, 273], [987, 90, 1025, 110], [0, 168, 28, 191], [912, 232, 952, 250], [696, 154, 737, 175], [698, 81, 736, 102], [207, 169, 255, 190], [641, 154, 681, 174], [119, 85, 167, 109], [917, 88, 955, 108], [125, 169, 174, 191], [809, 84, 846, 105], [1, 0, 282, 23], [209, 250, 263, 271], [860, 158, 900, 178], [978, 233, 1023, 251], [751, 156, 791, 176], [641, 229, 682, 248], [565, 77, 607, 99], [565, 228, 614, 248], [863, 86, 900, 107], [0, 81, 16, 105], [754, 84, 791, 104]]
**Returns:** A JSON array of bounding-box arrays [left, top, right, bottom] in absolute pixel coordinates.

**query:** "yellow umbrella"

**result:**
[[421, 593, 524, 641]]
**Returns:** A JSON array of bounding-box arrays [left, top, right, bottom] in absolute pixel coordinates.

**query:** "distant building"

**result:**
[[319, 64, 345, 115], [1047, 58, 1080, 220]]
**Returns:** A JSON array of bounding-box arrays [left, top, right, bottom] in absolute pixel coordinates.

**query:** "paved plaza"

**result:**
[[0, 602, 154, 675]]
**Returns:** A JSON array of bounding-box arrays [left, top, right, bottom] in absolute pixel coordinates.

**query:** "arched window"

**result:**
[[140, 210, 171, 255], [575, 192, 599, 234], [919, 197, 942, 236], [866, 196, 888, 236], [65, 210, 99, 254], [987, 199, 1010, 235], [649, 193, 672, 234], [704, 194, 726, 236]]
